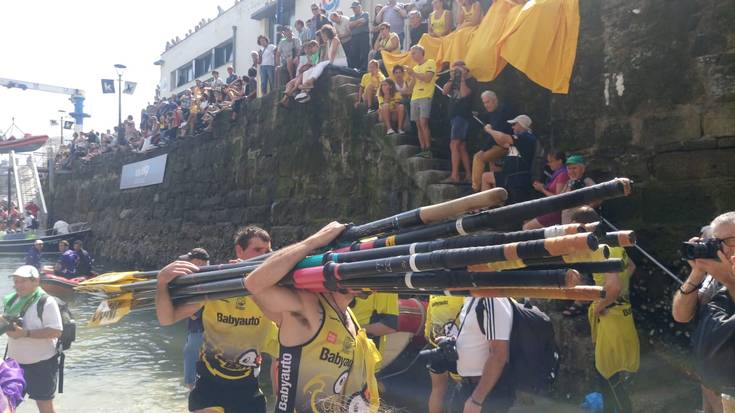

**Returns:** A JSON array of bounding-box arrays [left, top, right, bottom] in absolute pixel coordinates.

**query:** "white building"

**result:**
[[156, 0, 425, 96], [156, 0, 275, 96]]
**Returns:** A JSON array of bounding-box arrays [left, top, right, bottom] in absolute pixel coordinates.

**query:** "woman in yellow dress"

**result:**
[[456, 0, 483, 29], [428, 0, 452, 37]]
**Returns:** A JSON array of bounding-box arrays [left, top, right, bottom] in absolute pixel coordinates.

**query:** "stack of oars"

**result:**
[[77, 178, 635, 326]]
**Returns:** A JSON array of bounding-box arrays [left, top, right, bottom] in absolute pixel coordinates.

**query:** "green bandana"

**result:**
[[3, 287, 44, 318]]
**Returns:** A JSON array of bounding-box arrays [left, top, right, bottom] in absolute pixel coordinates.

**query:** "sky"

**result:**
[[0, 0, 228, 141]]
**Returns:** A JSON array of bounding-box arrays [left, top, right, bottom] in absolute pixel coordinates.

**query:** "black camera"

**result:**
[[681, 239, 722, 260], [419, 336, 458, 364], [0, 315, 22, 335]]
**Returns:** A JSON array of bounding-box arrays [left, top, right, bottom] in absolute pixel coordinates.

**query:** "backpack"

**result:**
[[506, 299, 560, 394], [6, 293, 76, 351]]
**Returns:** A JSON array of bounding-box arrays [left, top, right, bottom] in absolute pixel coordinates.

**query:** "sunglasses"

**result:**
[[718, 237, 735, 248]]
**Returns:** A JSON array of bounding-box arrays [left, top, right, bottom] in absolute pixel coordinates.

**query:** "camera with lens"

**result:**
[[419, 336, 458, 364], [0, 315, 22, 335], [681, 238, 722, 260]]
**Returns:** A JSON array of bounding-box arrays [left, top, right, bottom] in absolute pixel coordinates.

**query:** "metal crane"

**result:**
[[0, 77, 90, 127]]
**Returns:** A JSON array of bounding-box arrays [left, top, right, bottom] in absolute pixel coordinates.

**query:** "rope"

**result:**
[[600, 216, 684, 285]]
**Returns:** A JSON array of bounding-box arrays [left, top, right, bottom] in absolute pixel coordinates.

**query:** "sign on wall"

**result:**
[[322, 0, 339, 12], [120, 154, 168, 190]]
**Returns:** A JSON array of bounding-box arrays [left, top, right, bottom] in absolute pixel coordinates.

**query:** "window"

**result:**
[[177, 64, 193, 87], [170, 71, 177, 92], [214, 41, 234, 68], [194, 52, 213, 78]]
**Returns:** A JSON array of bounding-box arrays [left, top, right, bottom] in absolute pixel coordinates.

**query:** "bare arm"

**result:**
[[594, 273, 622, 315], [244, 221, 346, 315], [672, 267, 706, 323], [364, 322, 398, 336], [413, 70, 435, 83], [155, 260, 204, 326], [469, 3, 483, 26], [376, 7, 387, 22], [465, 340, 509, 410]]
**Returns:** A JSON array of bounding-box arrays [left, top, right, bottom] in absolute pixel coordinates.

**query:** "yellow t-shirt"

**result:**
[[349, 293, 399, 356], [424, 295, 465, 346], [200, 297, 279, 380], [377, 91, 402, 107], [592, 247, 632, 302], [360, 72, 386, 92], [411, 59, 437, 101], [429, 11, 449, 36]]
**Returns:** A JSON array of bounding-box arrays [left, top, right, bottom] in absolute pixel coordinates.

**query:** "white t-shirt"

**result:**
[[455, 297, 513, 377], [260, 44, 276, 66], [7, 295, 63, 365], [53, 220, 69, 234]]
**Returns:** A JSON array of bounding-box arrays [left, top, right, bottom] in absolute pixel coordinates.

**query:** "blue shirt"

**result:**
[[25, 247, 42, 270], [57, 250, 78, 277]]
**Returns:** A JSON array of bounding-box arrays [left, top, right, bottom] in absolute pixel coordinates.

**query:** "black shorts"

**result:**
[[21, 355, 59, 401], [188, 362, 266, 413]]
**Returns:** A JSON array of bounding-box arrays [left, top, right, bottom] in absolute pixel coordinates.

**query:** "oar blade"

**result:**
[[75, 271, 147, 294], [88, 294, 134, 327]]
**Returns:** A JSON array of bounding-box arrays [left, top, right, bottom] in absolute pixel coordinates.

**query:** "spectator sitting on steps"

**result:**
[[355, 59, 385, 113], [559, 155, 597, 224], [522, 151, 570, 230], [480, 114, 537, 203], [280, 40, 320, 107], [296, 24, 349, 104], [471, 90, 516, 192], [370, 22, 401, 62], [377, 78, 406, 135]]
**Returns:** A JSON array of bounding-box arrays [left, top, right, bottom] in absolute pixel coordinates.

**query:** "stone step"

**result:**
[[395, 145, 420, 158], [389, 133, 417, 146], [426, 183, 472, 204], [337, 83, 359, 95], [404, 156, 450, 175], [330, 75, 359, 89], [413, 169, 450, 190]]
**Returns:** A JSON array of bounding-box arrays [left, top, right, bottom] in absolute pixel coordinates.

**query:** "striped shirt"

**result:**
[[455, 297, 513, 377]]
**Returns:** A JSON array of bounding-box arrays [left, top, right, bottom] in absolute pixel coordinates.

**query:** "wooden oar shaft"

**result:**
[[469, 286, 605, 301], [338, 188, 508, 242], [604, 231, 636, 247]]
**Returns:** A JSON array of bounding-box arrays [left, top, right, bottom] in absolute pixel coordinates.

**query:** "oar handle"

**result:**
[[604, 231, 636, 247]]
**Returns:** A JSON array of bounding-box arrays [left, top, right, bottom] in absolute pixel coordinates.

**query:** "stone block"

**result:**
[[703, 102, 735, 137], [390, 133, 418, 146], [337, 83, 359, 96], [425, 184, 471, 204], [330, 75, 358, 89], [269, 226, 303, 247], [641, 105, 701, 146], [652, 148, 735, 181], [718, 137, 735, 148], [395, 145, 420, 158], [404, 157, 450, 175], [413, 170, 450, 189], [224, 190, 248, 208]]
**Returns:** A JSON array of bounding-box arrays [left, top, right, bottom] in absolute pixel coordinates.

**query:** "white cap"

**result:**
[[34, 240, 44, 245], [508, 114, 532, 129], [13, 265, 39, 278]]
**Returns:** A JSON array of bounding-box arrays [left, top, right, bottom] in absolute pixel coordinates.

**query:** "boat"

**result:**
[[0, 222, 91, 254], [40, 266, 94, 299], [0, 134, 49, 153]]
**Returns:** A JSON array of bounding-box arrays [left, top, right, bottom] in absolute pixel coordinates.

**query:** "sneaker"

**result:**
[[397, 129, 405, 135], [386, 128, 396, 135], [367, 108, 376, 114], [294, 92, 310, 102]]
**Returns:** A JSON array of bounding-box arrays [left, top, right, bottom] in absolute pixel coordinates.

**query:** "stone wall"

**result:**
[[48, 1, 735, 409]]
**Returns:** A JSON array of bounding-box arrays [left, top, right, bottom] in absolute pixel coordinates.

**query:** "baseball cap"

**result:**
[[566, 154, 585, 165], [507, 114, 532, 129], [13, 265, 39, 278], [351, 1, 362, 8], [34, 240, 44, 245], [178, 248, 210, 261]]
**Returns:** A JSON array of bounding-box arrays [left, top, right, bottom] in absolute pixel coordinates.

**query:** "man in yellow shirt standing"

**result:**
[[349, 292, 399, 361], [406, 45, 436, 158]]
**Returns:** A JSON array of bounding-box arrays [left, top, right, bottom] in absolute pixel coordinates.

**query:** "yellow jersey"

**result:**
[[377, 91, 402, 107], [276, 294, 381, 413], [429, 10, 449, 36], [360, 72, 386, 93], [411, 59, 437, 101], [424, 295, 465, 346], [592, 247, 632, 303], [200, 297, 279, 380], [349, 293, 399, 353]]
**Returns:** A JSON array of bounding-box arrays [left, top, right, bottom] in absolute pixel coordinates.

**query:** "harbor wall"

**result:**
[[48, 0, 735, 409]]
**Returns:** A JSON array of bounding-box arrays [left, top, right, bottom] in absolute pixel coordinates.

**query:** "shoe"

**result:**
[[397, 129, 405, 134], [294, 92, 310, 103], [386, 128, 396, 135], [367, 108, 376, 114]]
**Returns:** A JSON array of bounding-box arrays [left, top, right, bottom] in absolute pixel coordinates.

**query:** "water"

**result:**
[[0, 257, 189, 412]]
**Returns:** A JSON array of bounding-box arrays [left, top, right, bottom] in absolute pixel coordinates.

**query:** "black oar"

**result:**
[[363, 178, 631, 248]]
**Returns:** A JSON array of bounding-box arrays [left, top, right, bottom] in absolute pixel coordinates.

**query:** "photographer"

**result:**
[[674, 212, 735, 412], [452, 297, 515, 413], [442, 61, 476, 184], [3, 265, 63, 413]]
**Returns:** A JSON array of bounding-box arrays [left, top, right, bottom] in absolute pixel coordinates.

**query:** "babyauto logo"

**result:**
[[321, 0, 339, 12]]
